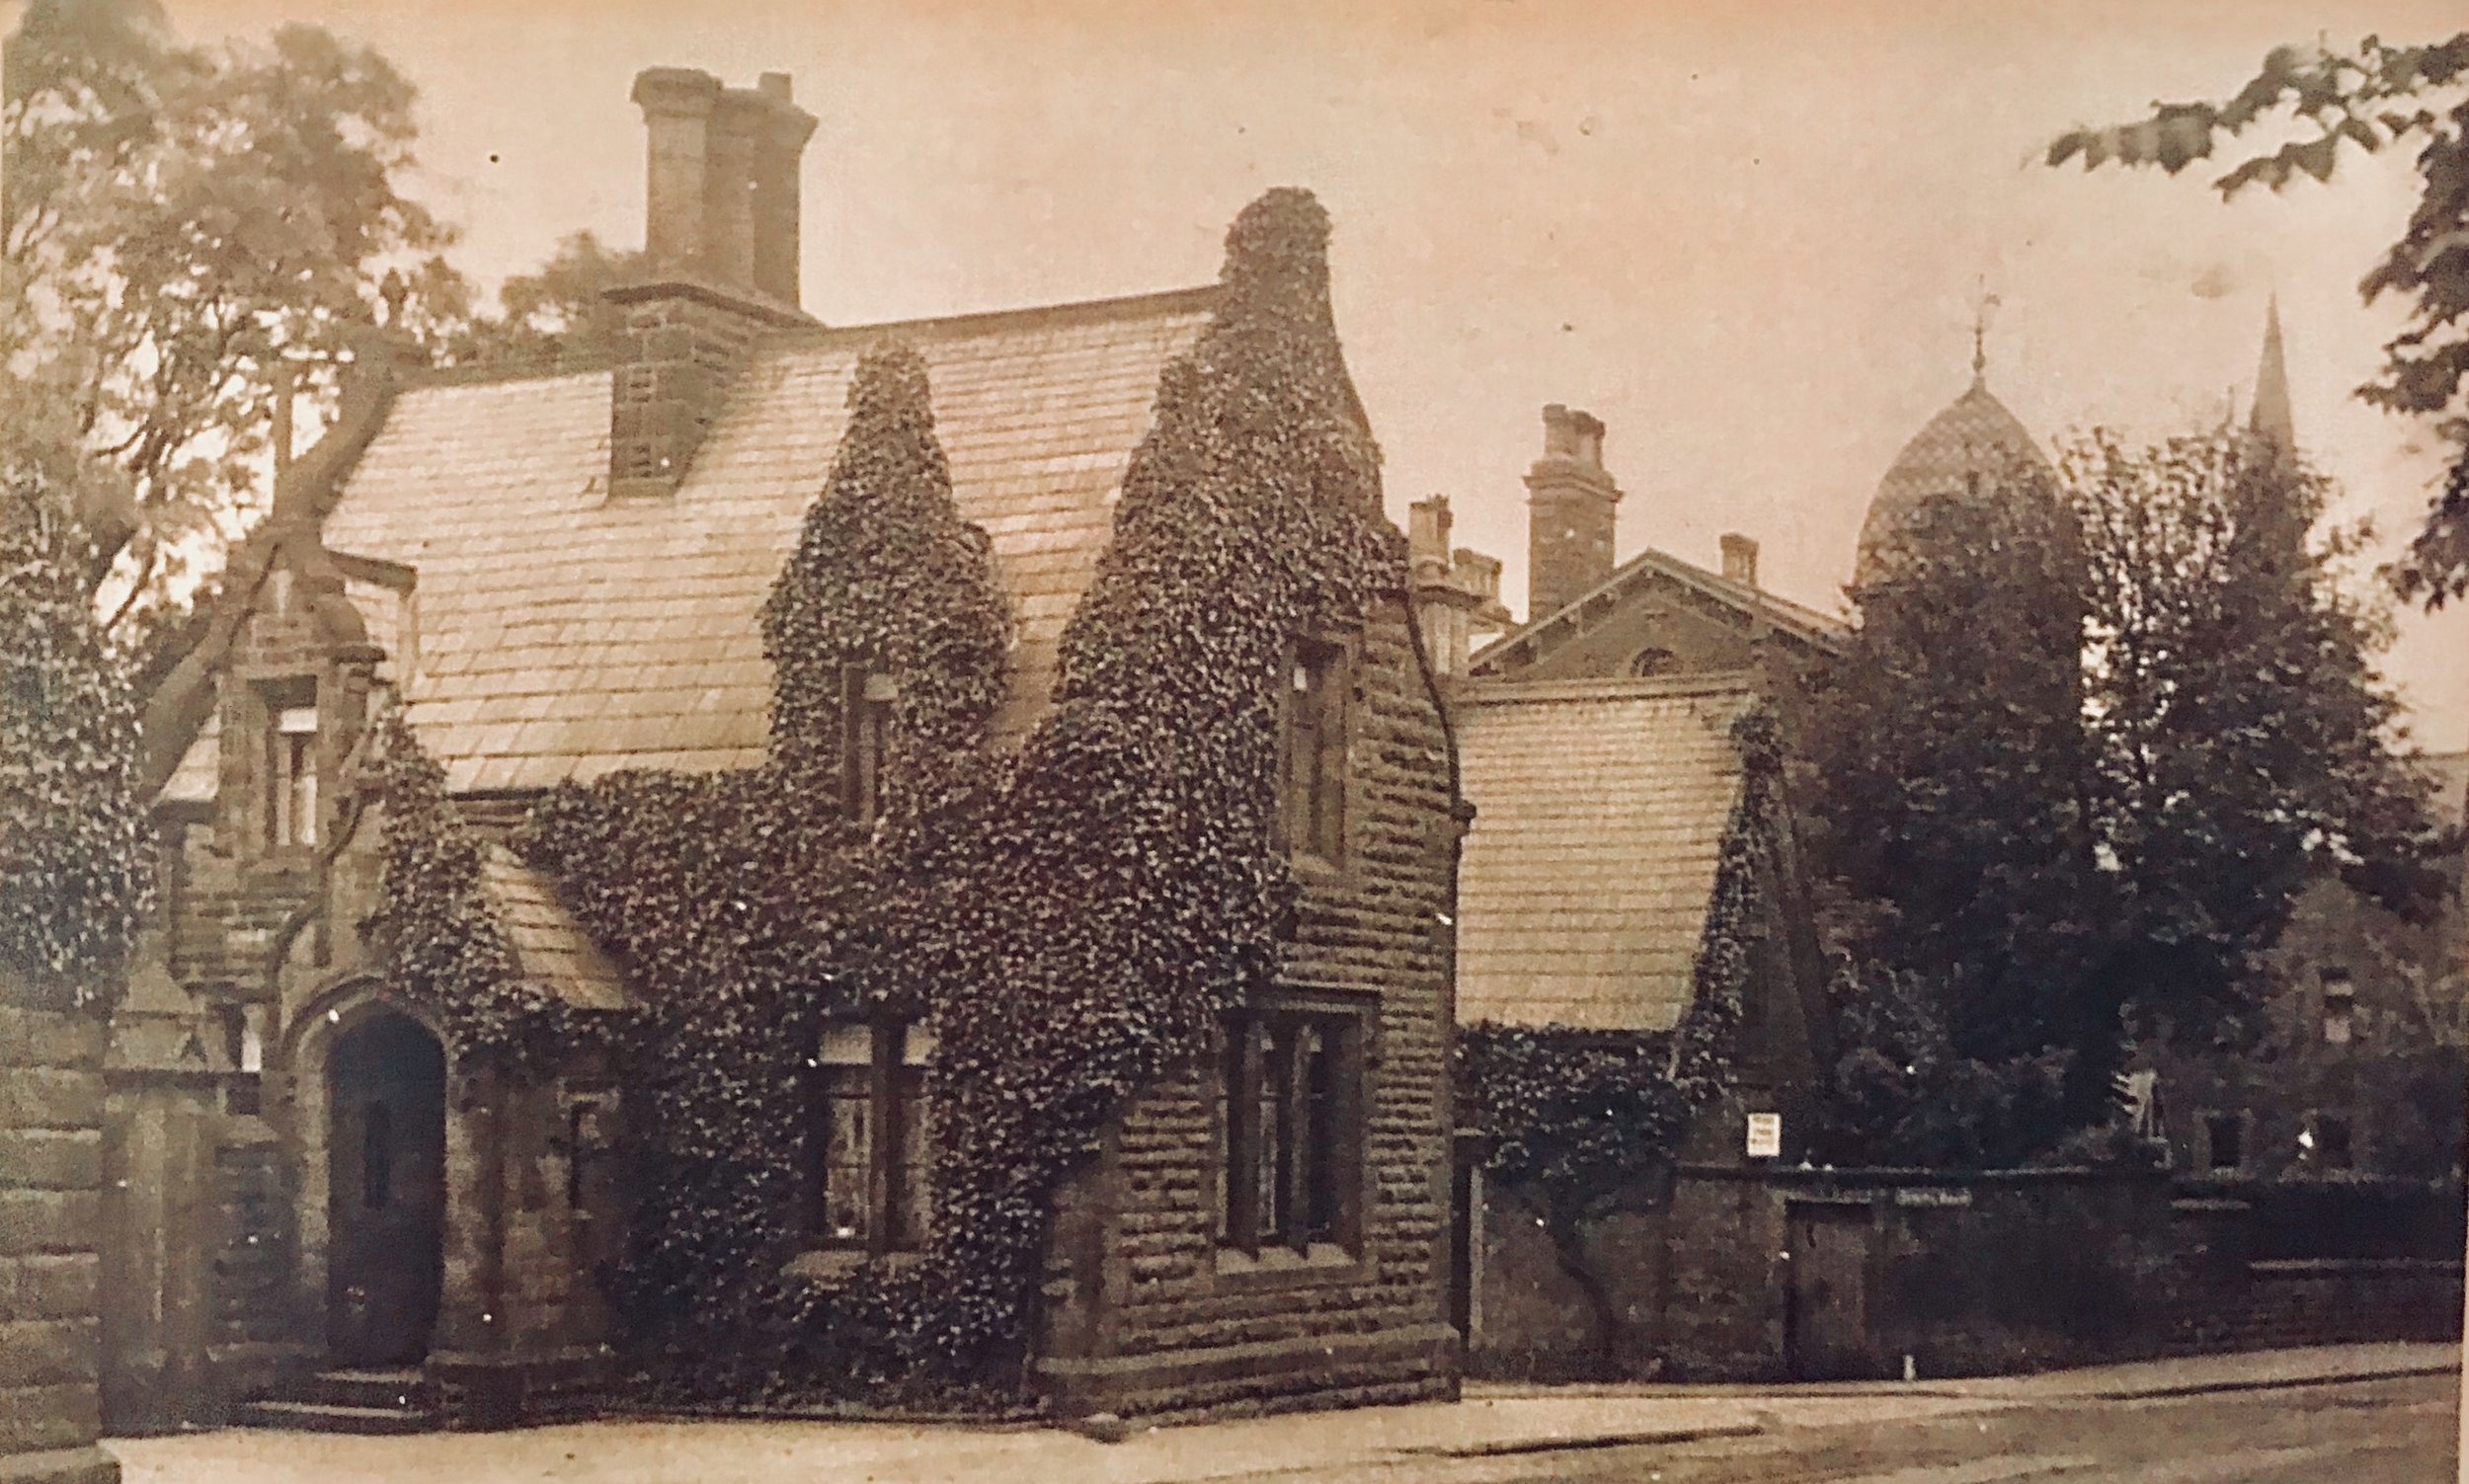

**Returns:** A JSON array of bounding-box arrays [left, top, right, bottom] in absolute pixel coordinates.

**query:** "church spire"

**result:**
[[2249, 292, 2296, 458]]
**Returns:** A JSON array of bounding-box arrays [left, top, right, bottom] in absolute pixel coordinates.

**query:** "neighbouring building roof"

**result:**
[[318, 285, 1219, 793], [1468, 545, 1845, 679], [1453, 673, 1758, 1031], [479, 845, 634, 1011]]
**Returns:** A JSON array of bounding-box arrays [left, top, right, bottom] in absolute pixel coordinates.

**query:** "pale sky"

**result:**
[[114, 0, 2469, 747]]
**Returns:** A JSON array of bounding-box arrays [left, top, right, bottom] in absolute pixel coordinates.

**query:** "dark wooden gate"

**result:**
[[327, 1011, 446, 1367], [1787, 1200, 1873, 1379]]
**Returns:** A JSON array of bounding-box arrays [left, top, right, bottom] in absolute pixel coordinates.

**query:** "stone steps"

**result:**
[[235, 1368, 437, 1434]]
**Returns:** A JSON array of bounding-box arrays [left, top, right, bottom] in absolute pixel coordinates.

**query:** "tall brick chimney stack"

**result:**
[[607, 67, 819, 501], [1720, 532, 1759, 587], [1524, 404, 1621, 622]]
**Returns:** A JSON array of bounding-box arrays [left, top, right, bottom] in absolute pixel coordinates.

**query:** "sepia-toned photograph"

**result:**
[[3, 1, 2467, 1480]]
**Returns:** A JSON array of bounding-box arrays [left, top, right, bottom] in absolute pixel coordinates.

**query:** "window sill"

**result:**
[[1212, 1241, 1365, 1292]]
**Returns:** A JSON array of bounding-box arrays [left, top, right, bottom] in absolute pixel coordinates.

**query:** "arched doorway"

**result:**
[[325, 1010, 446, 1367]]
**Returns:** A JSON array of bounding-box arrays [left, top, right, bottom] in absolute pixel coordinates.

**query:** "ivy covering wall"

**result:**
[[447, 185, 1411, 1406], [364, 710, 592, 1065]]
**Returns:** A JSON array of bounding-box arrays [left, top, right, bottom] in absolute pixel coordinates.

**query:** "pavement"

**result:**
[[106, 1343, 2460, 1484]]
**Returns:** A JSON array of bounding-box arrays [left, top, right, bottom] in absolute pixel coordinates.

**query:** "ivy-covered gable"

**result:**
[[760, 342, 1012, 845]]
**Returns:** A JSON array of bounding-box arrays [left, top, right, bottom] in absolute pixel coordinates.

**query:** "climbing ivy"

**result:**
[[882, 186, 1399, 1388], [363, 709, 590, 1065], [509, 188, 1402, 1404], [0, 481, 153, 1010], [1456, 705, 1780, 1374]]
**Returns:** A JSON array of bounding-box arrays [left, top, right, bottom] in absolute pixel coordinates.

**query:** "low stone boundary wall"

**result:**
[[1468, 1164, 2465, 1383], [2174, 1258, 2464, 1354]]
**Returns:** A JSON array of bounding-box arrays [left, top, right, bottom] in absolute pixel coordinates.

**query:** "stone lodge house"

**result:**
[[106, 67, 1463, 1430]]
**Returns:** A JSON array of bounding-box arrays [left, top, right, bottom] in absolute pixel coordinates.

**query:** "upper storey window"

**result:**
[[266, 698, 319, 851], [1281, 639, 1352, 868], [840, 667, 897, 827]]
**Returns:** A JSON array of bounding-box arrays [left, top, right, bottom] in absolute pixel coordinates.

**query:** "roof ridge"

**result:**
[[1457, 672, 1760, 705], [787, 282, 1221, 348]]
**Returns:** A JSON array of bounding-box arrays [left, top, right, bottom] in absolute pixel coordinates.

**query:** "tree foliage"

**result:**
[[3, 0, 466, 621], [0, 466, 153, 1007], [2072, 430, 2443, 1018], [1810, 432, 2440, 1153], [1810, 459, 2106, 1086], [433, 230, 647, 371], [2047, 35, 2469, 606]]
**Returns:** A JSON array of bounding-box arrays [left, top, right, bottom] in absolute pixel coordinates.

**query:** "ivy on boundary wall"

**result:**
[[491, 187, 1402, 1405]]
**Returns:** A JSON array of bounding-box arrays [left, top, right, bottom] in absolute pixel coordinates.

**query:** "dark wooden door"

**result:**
[[327, 1012, 446, 1367], [1787, 1202, 1872, 1380]]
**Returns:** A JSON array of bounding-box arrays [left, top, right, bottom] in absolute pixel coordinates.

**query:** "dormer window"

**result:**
[[1282, 639, 1351, 867], [840, 667, 897, 826], [266, 697, 319, 850]]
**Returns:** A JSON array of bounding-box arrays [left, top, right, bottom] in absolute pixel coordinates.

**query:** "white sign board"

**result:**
[[1745, 1112, 1783, 1159]]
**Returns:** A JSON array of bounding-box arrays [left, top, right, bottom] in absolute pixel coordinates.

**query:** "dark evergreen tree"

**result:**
[[1809, 457, 2107, 1095], [0, 469, 152, 1007]]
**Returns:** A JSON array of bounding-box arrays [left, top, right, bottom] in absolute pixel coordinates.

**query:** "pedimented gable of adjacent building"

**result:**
[[1468, 546, 1845, 686]]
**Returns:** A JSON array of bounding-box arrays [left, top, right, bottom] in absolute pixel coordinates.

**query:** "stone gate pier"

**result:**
[[2, 975, 119, 1484]]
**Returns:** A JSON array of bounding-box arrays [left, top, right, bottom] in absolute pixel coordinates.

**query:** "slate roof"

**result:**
[[1453, 674, 1757, 1031], [319, 286, 1219, 793], [2421, 750, 2469, 826], [478, 845, 634, 1011], [161, 708, 220, 806]]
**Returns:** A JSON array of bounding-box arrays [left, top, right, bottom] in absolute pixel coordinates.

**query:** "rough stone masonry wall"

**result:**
[[1038, 599, 1460, 1418], [1, 991, 120, 1484]]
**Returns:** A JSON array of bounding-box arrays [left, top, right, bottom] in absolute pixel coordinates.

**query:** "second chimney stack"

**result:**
[[1720, 532, 1758, 587]]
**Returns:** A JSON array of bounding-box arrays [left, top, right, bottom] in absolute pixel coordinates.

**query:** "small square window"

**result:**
[[263, 693, 319, 850], [2309, 1112, 2354, 1170], [2202, 1112, 2243, 1171], [839, 668, 897, 826], [2320, 969, 2355, 1046]]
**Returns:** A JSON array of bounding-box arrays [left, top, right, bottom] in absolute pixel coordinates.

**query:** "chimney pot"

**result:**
[[1720, 532, 1759, 587], [759, 71, 793, 101]]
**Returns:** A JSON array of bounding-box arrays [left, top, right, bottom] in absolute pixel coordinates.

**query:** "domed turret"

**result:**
[[1857, 354, 2050, 580]]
